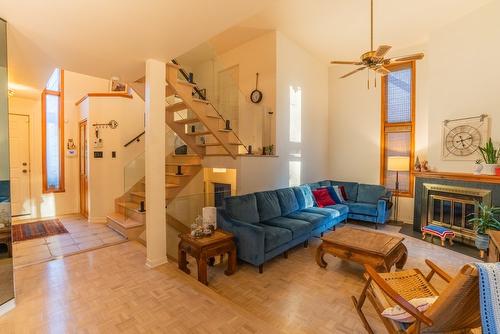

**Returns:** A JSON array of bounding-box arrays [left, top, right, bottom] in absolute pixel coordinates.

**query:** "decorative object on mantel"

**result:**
[[414, 156, 421, 172], [473, 159, 483, 175], [387, 156, 409, 224], [468, 202, 500, 258], [421, 160, 430, 172], [442, 114, 489, 161], [478, 137, 499, 175]]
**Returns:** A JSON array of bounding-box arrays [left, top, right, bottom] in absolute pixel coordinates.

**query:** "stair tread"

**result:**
[[166, 173, 192, 177], [205, 153, 231, 156], [176, 80, 196, 87], [218, 129, 232, 132], [206, 115, 221, 119], [193, 98, 210, 104], [107, 212, 144, 228], [197, 143, 241, 146], [174, 118, 199, 124], [116, 201, 146, 213], [186, 131, 211, 136], [165, 101, 186, 111], [165, 162, 201, 166], [167, 62, 181, 69]]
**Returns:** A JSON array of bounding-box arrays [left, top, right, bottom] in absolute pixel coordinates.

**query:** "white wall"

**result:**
[[237, 31, 329, 194], [329, 0, 500, 223], [80, 93, 144, 222]]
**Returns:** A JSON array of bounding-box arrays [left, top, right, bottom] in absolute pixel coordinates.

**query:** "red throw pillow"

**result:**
[[312, 188, 336, 208], [339, 186, 348, 201]]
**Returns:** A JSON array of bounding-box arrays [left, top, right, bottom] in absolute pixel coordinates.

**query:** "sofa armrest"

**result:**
[[376, 199, 389, 223], [217, 209, 266, 266]]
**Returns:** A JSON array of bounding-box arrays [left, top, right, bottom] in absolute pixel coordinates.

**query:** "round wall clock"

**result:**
[[444, 125, 481, 156], [441, 115, 489, 160], [250, 72, 263, 104]]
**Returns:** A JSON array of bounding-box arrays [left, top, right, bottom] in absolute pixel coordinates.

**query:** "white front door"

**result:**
[[8, 114, 31, 216]]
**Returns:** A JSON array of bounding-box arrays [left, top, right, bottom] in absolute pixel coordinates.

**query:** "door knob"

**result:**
[[22, 169, 27, 173]]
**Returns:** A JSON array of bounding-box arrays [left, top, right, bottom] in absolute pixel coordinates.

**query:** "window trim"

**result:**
[[380, 61, 415, 198], [42, 69, 65, 193]]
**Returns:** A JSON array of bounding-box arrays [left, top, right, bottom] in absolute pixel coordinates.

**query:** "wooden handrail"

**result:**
[[75, 92, 132, 106], [124, 131, 145, 147]]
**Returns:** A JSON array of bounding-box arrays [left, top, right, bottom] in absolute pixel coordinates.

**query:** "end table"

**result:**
[[178, 230, 237, 285]]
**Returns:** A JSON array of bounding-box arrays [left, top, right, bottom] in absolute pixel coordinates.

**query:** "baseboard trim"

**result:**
[[145, 257, 168, 268], [0, 298, 15, 316]]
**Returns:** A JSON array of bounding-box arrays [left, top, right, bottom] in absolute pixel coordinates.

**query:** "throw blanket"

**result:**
[[476, 262, 500, 334]]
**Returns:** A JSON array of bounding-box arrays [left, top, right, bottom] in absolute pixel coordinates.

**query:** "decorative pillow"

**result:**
[[321, 186, 343, 204], [312, 188, 336, 208], [381, 296, 438, 323], [339, 186, 349, 201], [332, 186, 346, 203]]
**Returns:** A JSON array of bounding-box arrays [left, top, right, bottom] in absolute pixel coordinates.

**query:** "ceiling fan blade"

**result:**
[[340, 67, 366, 79], [375, 45, 392, 58], [389, 53, 425, 62], [331, 60, 363, 65], [376, 66, 391, 76]]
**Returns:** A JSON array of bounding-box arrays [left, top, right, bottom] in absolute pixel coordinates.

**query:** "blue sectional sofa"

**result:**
[[217, 180, 392, 272]]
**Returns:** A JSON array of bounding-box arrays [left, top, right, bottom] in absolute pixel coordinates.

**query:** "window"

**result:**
[[42, 68, 64, 193], [380, 62, 415, 197]]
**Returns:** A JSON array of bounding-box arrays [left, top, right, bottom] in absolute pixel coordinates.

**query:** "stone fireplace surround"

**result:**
[[414, 171, 500, 245]]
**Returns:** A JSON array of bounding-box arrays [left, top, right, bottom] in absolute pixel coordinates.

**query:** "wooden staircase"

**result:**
[[165, 62, 245, 159], [106, 154, 201, 239]]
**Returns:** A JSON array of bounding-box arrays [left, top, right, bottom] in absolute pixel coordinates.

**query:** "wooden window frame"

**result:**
[[380, 61, 415, 198], [42, 69, 65, 193]]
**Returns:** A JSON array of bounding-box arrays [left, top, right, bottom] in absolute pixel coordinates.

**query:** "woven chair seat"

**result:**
[[379, 269, 439, 301]]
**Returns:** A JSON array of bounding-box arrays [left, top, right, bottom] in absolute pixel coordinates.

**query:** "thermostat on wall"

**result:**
[[94, 151, 103, 158]]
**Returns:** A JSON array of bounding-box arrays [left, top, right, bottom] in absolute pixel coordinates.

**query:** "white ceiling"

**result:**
[[239, 0, 494, 62], [0, 0, 269, 95], [1, 0, 495, 98]]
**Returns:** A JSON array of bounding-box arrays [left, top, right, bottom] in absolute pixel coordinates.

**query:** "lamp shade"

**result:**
[[387, 156, 410, 172]]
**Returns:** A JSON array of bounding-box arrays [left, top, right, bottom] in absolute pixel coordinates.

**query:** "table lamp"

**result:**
[[387, 156, 410, 224]]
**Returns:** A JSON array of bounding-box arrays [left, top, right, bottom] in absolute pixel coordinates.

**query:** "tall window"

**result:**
[[380, 62, 415, 196], [42, 68, 64, 193]]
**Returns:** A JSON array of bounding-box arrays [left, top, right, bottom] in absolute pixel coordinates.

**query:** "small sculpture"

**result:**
[[421, 160, 430, 172], [414, 156, 421, 172]]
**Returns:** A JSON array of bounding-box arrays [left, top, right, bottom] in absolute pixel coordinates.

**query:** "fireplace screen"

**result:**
[[422, 183, 492, 244]]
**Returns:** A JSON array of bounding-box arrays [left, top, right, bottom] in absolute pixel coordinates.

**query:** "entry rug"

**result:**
[[12, 219, 68, 242], [476, 262, 500, 334]]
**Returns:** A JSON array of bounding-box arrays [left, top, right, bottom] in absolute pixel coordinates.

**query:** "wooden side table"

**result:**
[[178, 230, 237, 285]]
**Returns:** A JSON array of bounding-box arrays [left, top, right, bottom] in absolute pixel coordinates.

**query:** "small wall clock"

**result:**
[[250, 72, 263, 104], [441, 114, 489, 161]]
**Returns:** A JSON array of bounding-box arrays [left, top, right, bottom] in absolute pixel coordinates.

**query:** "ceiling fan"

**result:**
[[331, 0, 424, 87]]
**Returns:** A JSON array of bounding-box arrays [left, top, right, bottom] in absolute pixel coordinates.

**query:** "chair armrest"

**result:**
[[425, 259, 453, 283], [217, 209, 266, 265], [364, 265, 434, 327]]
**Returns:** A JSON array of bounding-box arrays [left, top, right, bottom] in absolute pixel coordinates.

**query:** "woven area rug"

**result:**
[[12, 219, 68, 242]]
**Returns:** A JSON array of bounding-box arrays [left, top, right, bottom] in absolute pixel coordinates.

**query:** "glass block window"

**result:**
[[381, 63, 415, 196], [42, 68, 65, 193]]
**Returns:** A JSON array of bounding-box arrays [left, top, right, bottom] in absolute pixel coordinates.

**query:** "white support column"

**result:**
[[144, 59, 167, 268]]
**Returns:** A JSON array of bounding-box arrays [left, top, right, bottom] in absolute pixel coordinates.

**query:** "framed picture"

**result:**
[[109, 77, 127, 92], [441, 114, 489, 161]]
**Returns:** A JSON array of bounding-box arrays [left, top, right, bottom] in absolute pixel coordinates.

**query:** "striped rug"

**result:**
[[12, 219, 68, 242]]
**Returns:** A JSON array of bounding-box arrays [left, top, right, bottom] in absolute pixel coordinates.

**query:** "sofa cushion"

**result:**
[[347, 202, 378, 217], [325, 204, 349, 216], [307, 182, 321, 190], [312, 188, 336, 207], [321, 186, 343, 204], [319, 180, 331, 187], [255, 191, 281, 221], [224, 194, 260, 223], [286, 211, 329, 229], [357, 184, 387, 204], [262, 217, 312, 238], [331, 181, 359, 201], [293, 186, 315, 209], [302, 207, 340, 219], [276, 188, 299, 215], [260, 224, 293, 252]]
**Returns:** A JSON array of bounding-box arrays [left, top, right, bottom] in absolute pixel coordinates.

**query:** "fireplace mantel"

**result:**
[[414, 171, 500, 184]]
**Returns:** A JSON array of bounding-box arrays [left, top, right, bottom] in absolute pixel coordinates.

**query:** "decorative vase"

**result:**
[[475, 233, 490, 250], [482, 164, 497, 175], [473, 164, 483, 175]]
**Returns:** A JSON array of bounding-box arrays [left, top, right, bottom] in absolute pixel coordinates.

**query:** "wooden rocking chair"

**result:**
[[352, 259, 481, 333]]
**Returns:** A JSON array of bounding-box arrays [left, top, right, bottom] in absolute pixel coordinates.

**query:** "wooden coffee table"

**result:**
[[316, 227, 407, 272], [178, 230, 237, 285]]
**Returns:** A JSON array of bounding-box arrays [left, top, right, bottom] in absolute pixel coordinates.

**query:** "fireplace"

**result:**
[[421, 183, 491, 245]]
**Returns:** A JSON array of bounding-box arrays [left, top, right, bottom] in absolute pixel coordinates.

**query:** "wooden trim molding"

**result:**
[[75, 92, 133, 106], [414, 171, 500, 184], [380, 61, 416, 197]]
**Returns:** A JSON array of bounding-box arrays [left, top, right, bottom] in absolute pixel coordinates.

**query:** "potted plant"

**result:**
[[468, 202, 500, 254], [473, 159, 483, 175], [478, 138, 499, 175]]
